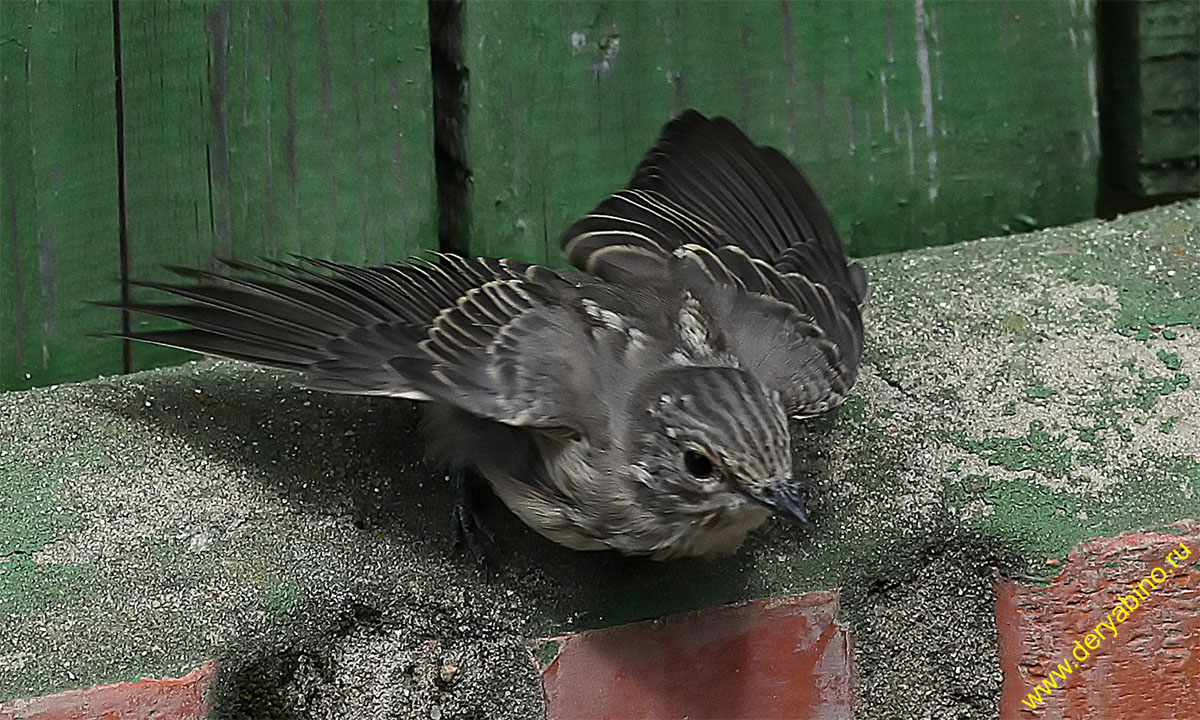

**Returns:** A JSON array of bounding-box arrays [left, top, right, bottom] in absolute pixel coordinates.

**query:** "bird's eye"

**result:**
[[683, 450, 715, 478]]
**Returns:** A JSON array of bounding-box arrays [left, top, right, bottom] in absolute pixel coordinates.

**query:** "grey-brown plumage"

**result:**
[[105, 111, 867, 560]]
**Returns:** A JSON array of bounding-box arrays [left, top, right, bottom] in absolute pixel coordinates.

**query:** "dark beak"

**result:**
[[742, 481, 809, 525]]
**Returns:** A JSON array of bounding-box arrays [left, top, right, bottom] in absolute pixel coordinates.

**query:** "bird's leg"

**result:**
[[450, 467, 499, 567]]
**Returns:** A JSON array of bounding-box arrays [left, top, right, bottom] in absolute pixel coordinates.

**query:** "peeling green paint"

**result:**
[[1157, 349, 1183, 370], [943, 453, 1198, 569], [945, 473, 1089, 557], [0, 458, 82, 621], [0, 558, 86, 621], [1062, 356, 1193, 460], [0, 478, 64, 558], [258, 581, 301, 616], [953, 422, 1072, 478], [1043, 225, 1200, 337], [1134, 371, 1191, 410], [1024, 381, 1058, 403], [532, 639, 562, 669]]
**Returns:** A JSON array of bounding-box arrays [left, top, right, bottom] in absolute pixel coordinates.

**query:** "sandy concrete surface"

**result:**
[[2, 201, 1197, 719]]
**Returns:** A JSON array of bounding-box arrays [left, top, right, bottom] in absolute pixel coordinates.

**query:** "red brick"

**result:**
[[536, 590, 854, 720], [996, 521, 1200, 719], [0, 661, 214, 720]]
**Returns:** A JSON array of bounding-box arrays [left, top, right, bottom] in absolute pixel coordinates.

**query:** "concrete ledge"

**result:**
[[2, 201, 1198, 718]]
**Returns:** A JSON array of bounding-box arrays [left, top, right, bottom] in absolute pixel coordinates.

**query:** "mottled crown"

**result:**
[[642, 366, 792, 482]]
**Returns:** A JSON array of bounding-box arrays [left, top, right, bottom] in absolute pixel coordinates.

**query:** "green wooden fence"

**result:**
[[0, 0, 1188, 391], [463, 0, 1100, 262], [2, 0, 438, 390]]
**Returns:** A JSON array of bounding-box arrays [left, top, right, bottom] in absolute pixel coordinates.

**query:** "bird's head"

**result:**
[[626, 366, 808, 525]]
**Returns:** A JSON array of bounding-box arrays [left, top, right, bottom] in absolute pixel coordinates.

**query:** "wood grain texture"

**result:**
[[114, 0, 439, 373], [462, 0, 1100, 262], [1136, 0, 1198, 196], [1, 0, 123, 391]]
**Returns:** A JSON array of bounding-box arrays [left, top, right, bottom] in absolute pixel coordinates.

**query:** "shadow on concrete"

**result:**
[[88, 365, 445, 537], [83, 363, 769, 628], [78, 363, 869, 718]]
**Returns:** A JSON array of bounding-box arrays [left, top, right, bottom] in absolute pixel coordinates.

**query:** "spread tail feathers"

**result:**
[[96, 255, 531, 398]]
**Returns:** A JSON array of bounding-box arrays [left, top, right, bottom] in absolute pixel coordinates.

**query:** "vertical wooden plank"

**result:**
[[105, 1, 209, 373], [1136, 0, 1199, 197], [462, 0, 1100, 262], [0, 0, 122, 391], [116, 0, 438, 373], [463, 2, 665, 264], [0, 1, 35, 391]]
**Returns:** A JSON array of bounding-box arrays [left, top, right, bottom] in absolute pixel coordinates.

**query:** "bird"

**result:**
[[103, 110, 868, 560]]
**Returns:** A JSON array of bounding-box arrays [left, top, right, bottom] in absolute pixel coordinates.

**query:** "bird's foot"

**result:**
[[450, 469, 499, 571]]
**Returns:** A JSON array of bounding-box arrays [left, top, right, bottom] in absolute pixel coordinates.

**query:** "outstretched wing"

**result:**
[[561, 110, 867, 416], [668, 245, 860, 417], [102, 256, 603, 435]]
